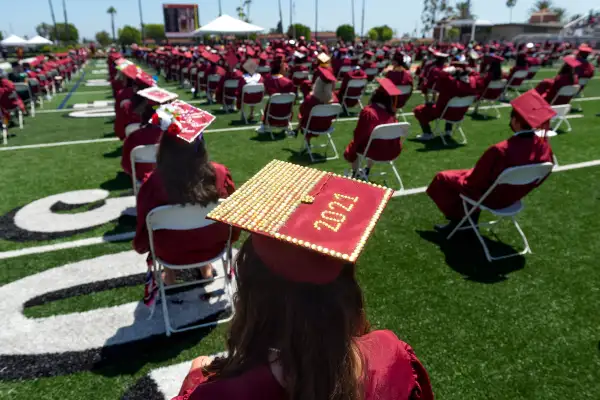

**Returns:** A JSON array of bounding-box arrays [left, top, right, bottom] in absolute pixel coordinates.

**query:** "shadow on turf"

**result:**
[[417, 229, 525, 283], [104, 146, 122, 158], [408, 136, 465, 152], [101, 171, 133, 191], [250, 131, 287, 142], [283, 147, 328, 165]]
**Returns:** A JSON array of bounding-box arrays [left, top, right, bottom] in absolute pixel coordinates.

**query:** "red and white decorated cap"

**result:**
[[150, 100, 216, 143], [137, 87, 178, 105], [207, 160, 393, 284]]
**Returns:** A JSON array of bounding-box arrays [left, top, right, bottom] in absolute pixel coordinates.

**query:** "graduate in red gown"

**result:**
[[204, 54, 227, 102], [121, 88, 178, 180], [134, 101, 239, 286], [505, 53, 529, 86], [413, 66, 477, 141], [114, 66, 155, 140], [574, 44, 595, 81], [385, 52, 414, 110], [335, 66, 367, 109], [419, 52, 447, 98], [344, 78, 402, 176], [0, 76, 26, 117], [288, 51, 309, 87], [297, 67, 339, 142], [534, 57, 580, 105], [255, 60, 296, 134], [173, 164, 433, 400], [427, 90, 555, 233], [236, 59, 264, 112], [215, 52, 242, 107], [300, 52, 333, 98]]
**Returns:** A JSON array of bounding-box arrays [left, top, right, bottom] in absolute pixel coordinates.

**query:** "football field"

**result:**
[[0, 60, 599, 400]]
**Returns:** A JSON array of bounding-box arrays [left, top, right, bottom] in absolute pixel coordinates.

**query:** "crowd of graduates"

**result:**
[[101, 36, 598, 399]]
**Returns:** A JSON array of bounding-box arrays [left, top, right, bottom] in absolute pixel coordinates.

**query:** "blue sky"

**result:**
[[1, 0, 598, 40]]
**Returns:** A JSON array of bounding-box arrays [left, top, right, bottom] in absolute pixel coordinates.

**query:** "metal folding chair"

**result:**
[[300, 103, 343, 162], [131, 144, 158, 197], [434, 96, 476, 145]]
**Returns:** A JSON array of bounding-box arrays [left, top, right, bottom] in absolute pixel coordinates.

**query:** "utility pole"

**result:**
[[315, 0, 318, 42], [361, 0, 365, 39], [290, 0, 294, 38], [218, 0, 222, 16], [138, 0, 144, 44], [48, 0, 58, 43], [62, 0, 69, 42], [278, 0, 284, 33], [351, 0, 355, 37]]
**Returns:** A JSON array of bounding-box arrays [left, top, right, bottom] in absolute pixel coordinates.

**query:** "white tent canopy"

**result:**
[[192, 15, 264, 35], [27, 35, 53, 45], [1, 34, 28, 47], [447, 19, 493, 28]]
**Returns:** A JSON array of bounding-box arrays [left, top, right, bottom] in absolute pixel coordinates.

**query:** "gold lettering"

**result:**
[[314, 220, 342, 232]]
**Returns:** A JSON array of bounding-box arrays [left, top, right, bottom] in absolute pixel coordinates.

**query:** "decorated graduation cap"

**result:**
[[242, 59, 259, 75], [207, 160, 394, 284], [137, 87, 178, 106], [317, 66, 336, 83], [563, 56, 582, 69], [317, 52, 331, 64], [510, 90, 556, 130], [134, 69, 156, 88], [150, 100, 216, 143]]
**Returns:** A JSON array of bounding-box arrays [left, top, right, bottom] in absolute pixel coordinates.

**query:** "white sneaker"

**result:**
[[416, 133, 434, 141], [255, 124, 266, 134]]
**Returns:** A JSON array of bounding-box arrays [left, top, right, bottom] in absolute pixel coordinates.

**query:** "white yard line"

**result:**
[[0, 158, 599, 260], [0, 138, 118, 151]]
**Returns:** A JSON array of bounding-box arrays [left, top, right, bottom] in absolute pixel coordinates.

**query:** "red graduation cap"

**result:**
[[259, 52, 268, 61], [364, 50, 374, 57], [135, 70, 156, 88], [246, 47, 256, 57], [207, 160, 393, 284], [376, 77, 401, 97], [151, 100, 216, 143], [120, 64, 139, 80], [578, 43, 593, 54], [510, 90, 557, 130], [137, 87, 178, 105], [563, 56, 582, 68], [206, 53, 220, 64], [317, 66, 336, 83], [224, 52, 239, 70]]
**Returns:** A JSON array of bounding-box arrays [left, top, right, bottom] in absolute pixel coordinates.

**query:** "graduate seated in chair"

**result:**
[[0, 72, 26, 119], [300, 52, 333, 99], [534, 57, 580, 105], [574, 44, 595, 82], [114, 66, 156, 140], [235, 59, 264, 118], [121, 88, 178, 180], [413, 65, 477, 141], [335, 66, 367, 110], [255, 60, 296, 135], [427, 90, 555, 234], [133, 102, 239, 288], [385, 51, 414, 87], [173, 162, 433, 400], [344, 78, 402, 177], [296, 67, 339, 140]]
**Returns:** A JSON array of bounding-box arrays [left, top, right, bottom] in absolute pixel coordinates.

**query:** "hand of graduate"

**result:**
[[190, 355, 215, 372]]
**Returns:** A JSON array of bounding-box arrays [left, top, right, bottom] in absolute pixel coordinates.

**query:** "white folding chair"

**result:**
[[473, 79, 507, 119], [575, 77, 589, 98], [447, 162, 554, 262], [125, 123, 141, 138], [292, 70, 309, 83], [240, 83, 265, 124], [395, 85, 413, 123], [434, 96, 476, 145], [261, 93, 296, 139], [356, 122, 410, 190], [341, 79, 367, 115], [337, 65, 352, 80], [14, 83, 35, 117], [180, 67, 189, 87], [364, 68, 379, 93], [526, 65, 541, 88], [206, 74, 222, 104], [146, 203, 234, 336], [549, 85, 580, 133], [195, 71, 206, 96], [27, 78, 44, 109], [257, 65, 270, 74], [130, 144, 158, 197], [503, 70, 529, 98], [1, 118, 8, 145], [222, 79, 239, 112], [300, 103, 343, 162]]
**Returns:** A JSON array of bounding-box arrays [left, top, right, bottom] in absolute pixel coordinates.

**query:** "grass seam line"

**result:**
[[57, 71, 87, 110]]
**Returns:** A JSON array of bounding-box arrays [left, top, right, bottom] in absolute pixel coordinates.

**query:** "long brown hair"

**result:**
[[156, 134, 219, 206], [205, 237, 370, 400]]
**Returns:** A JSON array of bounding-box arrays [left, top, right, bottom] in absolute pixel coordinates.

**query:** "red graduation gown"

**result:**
[[174, 330, 433, 400], [298, 93, 340, 142], [534, 74, 578, 105], [216, 69, 243, 104], [385, 69, 414, 108], [120, 124, 163, 179], [344, 104, 400, 163], [0, 79, 25, 114], [133, 164, 240, 265], [262, 75, 296, 126], [426, 132, 554, 220], [336, 69, 367, 108], [114, 100, 141, 141], [575, 59, 595, 79], [413, 72, 477, 125]]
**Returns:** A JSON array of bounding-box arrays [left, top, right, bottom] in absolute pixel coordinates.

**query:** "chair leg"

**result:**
[[326, 133, 339, 161], [157, 264, 173, 337], [18, 110, 23, 129], [390, 161, 404, 191], [564, 118, 572, 133], [457, 124, 467, 145], [493, 103, 501, 119], [2, 124, 7, 145], [30, 102, 35, 117]]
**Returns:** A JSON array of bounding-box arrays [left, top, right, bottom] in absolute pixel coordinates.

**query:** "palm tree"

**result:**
[[48, 0, 58, 42], [506, 0, 517, 23], [62, 0, 69, 41], [107, 6, 117, 42], [530, 0, 552, 13], [244, 0, 252, 22]]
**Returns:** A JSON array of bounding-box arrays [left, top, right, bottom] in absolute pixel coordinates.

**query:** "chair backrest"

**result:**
[[528, 65, 541, 73], [481, 79, 507, 100], [445, 95, 476, 109], [364, 68, 378, 77], [347, 79, 367, 89], [132, 144, 157, 164], [242, 83, 265, 95], [292, 70, 309, 80], [440, 95, 476, 122], [338, 66, 352, 77], [197, 71, 205, 79], [208, 74, 222, 83], [370, 122, 411, 140], [487, 79, 507, 90], [190, 67, 197, 75], [578, 78, 589, 87], [509, 70, 529, 85], [224, 79, 239, 89], [551, 104, 571, 118], [310, 103, 343, 118], [266, 93, 296, 121], [396, 85, 413, 96], [551, 84, 580, 105], [125, 123, 141, 137], [148, 203, 219, 231], [269, 92, 296, 104], [496, 162, 553, 186], [257, 65, 270, 73], [14, 82, 31, 96]]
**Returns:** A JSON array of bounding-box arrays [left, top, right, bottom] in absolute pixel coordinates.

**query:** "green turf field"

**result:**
[[0, 60, 599, 400]]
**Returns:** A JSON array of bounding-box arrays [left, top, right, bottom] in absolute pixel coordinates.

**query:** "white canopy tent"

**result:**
[[192, 15, 264, 35], [1, 34, 28, 47], [27, 35, 53, 46], [447, 19, 493, 42]]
